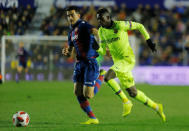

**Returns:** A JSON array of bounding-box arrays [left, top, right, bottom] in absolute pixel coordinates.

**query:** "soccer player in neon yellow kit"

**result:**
[[96, 8, 166, 122]]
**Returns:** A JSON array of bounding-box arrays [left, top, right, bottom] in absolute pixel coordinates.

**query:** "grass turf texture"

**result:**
[[0, 81, 189, 131]]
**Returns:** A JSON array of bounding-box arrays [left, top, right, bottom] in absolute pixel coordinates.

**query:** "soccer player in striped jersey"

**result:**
[[16, 42, 30, 82], [62, 6, 105, 124], [96, 8, 166, 122]]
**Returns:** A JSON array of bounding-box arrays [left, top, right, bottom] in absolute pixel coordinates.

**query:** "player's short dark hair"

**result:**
[[66, 6, 80, 14], [97, 8, 110, 16]]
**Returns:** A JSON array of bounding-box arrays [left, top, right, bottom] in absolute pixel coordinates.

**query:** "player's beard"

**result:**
[[103, 20, 113, 29]]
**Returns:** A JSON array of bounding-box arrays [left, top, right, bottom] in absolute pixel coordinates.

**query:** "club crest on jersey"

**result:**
[[71, 27, 79, 41]]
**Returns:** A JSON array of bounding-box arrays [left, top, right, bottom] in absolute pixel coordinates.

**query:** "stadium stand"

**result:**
[[0, 5, 36, 36], [39, 4, 189, 66], [1, 3, 189, 72]]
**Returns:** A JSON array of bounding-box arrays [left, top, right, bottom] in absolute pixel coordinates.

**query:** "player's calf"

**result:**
[[127, 86, 166, 122]]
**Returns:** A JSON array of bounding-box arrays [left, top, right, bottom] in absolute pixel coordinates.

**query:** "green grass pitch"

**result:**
[[0, 81, 189, 131]]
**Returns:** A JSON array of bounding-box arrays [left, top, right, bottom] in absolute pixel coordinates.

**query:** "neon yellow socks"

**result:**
[[107, 79, 129, 103], [135, 90, 157, 110]]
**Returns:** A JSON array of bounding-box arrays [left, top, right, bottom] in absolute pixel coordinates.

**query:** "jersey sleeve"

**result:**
[[81, 21, 94, 34], [123, 21, 150, 40], [97, 29, 106, 55]]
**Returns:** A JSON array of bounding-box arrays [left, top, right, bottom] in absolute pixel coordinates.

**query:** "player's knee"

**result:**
[[83, 86, 95, 99], [126, 86, 137, 97], [104, 69, 116, 82], [84, 92, 94, 99], [86, 95, 94, 99], [104, 76, 111, 82], [74, 86, 83, 96], [74, 90, 78, 96], [74, 90, 82, 96]]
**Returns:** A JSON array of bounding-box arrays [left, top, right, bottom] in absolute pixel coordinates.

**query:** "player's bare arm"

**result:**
[[91, 28, 100, 50], [92, 28, 99, 41]]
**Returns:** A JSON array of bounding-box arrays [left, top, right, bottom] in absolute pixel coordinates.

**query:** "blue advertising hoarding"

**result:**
[[115, 0, 164, 8], [54, 0, 189, 9], [5, 66, 189, 85], [0, 0, 35, 8]]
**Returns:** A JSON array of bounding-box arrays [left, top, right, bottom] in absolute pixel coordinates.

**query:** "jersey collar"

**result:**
[[71, 19, 82, 29]]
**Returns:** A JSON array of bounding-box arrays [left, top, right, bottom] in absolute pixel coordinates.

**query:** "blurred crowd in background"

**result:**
[[40, 4, 189, 66], [0, 5, 36, 36], [1, 3, 189, 71]]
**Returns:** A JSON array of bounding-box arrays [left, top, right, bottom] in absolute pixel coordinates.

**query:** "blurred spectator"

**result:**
[[0, 5, 36, 36], [117, 3, 127, 20], [39, 4, 189, 66]]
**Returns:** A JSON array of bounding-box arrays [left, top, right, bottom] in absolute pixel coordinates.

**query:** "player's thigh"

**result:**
[[22, 62, 27, 68], [117, 71, 135, 89], [22, 64, 29, 73], [74, 82, 84, 96], [84, 59, 99, 86], [83, 86, 95, 99], [110, 59, 134, 73], [73, 62, 84, 84], [22, 63, 28, 72]]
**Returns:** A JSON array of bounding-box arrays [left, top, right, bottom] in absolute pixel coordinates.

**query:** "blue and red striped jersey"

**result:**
[[68, 19, 99, 60], [17, 47, 29, 63]]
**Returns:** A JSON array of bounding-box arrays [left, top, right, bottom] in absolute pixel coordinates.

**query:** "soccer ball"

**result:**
[[12, 111, 30, 127]]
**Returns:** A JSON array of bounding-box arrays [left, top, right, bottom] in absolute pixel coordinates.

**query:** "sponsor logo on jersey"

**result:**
[[85, 82, 93, 85], [101, 37, 120, 44]]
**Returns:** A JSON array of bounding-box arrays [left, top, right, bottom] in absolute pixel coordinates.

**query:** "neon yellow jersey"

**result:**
[[98, 21, 150, 62]]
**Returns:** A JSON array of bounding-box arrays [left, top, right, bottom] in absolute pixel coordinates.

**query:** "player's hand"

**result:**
[[146, 39, 157, 53], [62, 47, 70, 57]]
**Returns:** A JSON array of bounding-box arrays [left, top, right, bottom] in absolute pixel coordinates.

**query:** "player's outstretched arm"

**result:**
[[91, 28, 100, 50], [125, 21, 157, 53], [132, 22, 157, 53]]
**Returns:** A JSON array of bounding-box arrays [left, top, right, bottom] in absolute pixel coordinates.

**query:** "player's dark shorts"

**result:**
[[19, 61, 27, 69], [73, 58, 99, 86]]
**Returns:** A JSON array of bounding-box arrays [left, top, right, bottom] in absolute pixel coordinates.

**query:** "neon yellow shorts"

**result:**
[[110, 58, 135, 89]]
